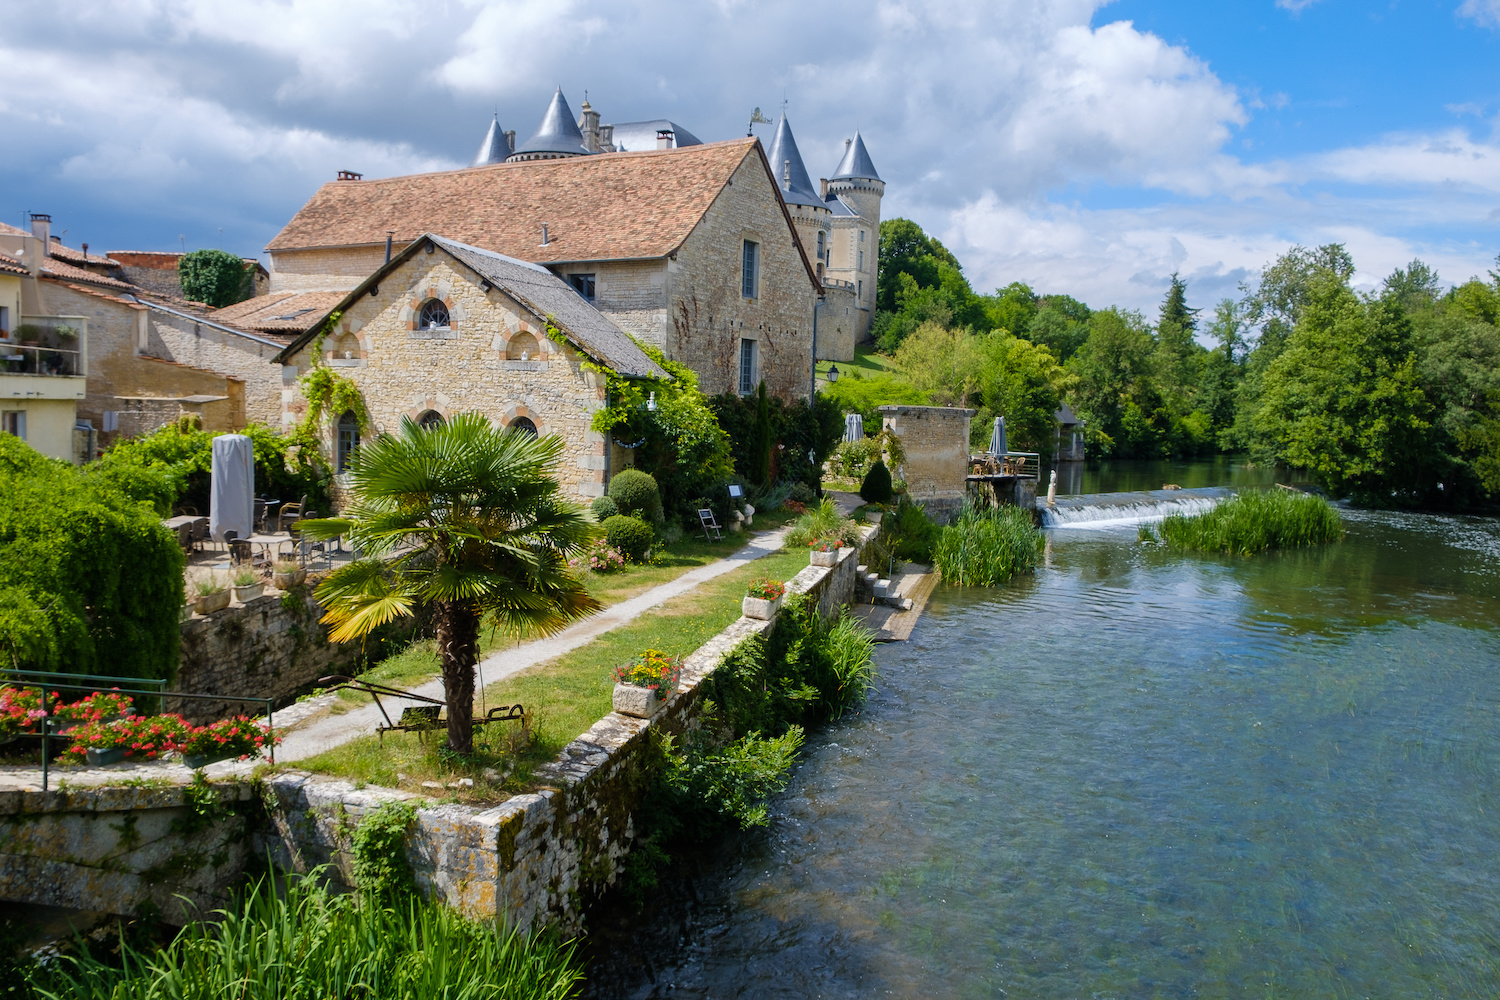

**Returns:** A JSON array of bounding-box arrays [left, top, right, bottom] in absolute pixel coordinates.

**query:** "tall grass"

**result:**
[[932, 500, 1043, 586], [784, 497, 862, 549], [30, 873, 582, 1000], [1153, 488, 1344, 555], [824, 613, 877, 717]]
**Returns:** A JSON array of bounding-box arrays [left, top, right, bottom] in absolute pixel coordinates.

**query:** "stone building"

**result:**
[[0, 217, 289, 447], [271, 234, 667, 501], [267, 136, 822, 401]]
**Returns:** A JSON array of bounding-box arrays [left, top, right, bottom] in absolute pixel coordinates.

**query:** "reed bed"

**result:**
[[932, 501, 1043, 586], [1151, 488, 1344, 555], [30, 873, 582, 1000]]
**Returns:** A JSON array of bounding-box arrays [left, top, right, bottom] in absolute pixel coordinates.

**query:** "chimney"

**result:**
[[30, 213, 51, 257], [540, 224, 550, 247], [820, 178, 828, 199], [81, 242, 89, 260], [337, 170, 363, 181], [505, 130, 516, 153], [599, 123, 615, 152], [656, 129, 674, 151], [385, 231, 394, 264]]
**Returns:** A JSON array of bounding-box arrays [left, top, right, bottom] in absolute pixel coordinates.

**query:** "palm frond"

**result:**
[[314, 559, 419, 642]]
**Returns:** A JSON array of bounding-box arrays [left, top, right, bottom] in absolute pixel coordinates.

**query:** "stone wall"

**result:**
[[816, 282, 858, 362], [269, 245, 387, 293], [172, 586, 371, 723], [259, 527, 875, 933], [879, 405, 975, 521], [0, 781, 258, 925], [143, 309, 285, 428], [281, 255, 611, 501]]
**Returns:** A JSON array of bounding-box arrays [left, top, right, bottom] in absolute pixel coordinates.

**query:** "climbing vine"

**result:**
[[350, 800, 417, 897]]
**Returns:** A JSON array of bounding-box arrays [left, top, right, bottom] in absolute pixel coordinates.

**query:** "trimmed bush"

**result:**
[[932, 500, 1042, 586], [788, 480, 817, 505], [590, 495, 620, 521], [860, 460, 894, 504], [1152, 488, 1344, 555], [603, 514, 654, 562], [885, 497, 940, 563], [609, 469, 663, 524]]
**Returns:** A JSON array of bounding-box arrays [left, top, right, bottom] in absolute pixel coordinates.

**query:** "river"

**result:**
[[584, 463, 1500, 998]]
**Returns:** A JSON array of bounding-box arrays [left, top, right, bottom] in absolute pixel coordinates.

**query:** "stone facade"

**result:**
[[879, 405, 975, 520], [817, 281, 859, 362], [822, 176, 883, 343], [280, 255, 612, 500]]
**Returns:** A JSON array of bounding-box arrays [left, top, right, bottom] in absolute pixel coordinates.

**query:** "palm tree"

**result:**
[[301, 413, 600, 753]]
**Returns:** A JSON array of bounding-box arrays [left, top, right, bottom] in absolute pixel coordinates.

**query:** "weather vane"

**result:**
[[747, 107, 772, 137]]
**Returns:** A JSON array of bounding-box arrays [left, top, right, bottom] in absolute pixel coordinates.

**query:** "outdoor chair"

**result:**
[[190, 518, 209, 552], [698, 508, 723, 542], [172, 505, 198, 517], [223, 530, 251, 565], [278, 494, 309, 533], [175, 523, 194, 556], [290, 515, 330, 570], [253, 499, 268, 534]]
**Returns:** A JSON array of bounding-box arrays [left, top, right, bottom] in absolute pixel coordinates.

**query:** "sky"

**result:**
[[2, 0, 1498, 316]]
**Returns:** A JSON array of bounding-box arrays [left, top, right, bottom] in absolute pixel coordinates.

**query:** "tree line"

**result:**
[[832, 218, 1500, 507]]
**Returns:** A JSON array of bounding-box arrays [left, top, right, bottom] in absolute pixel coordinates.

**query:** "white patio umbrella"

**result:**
[[210, 433, 254, 542], [988, 417, 1008, 457]]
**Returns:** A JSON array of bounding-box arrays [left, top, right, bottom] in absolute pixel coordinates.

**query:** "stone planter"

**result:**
[[867, 512, 883, 526], [810, 548, 841, 567], [612, 682, 667, 720], [233, 582, 265, 603], [85, 747, 125, 766], [741, 594, 783, 620], [272, 568, 306, 590], [193, 589, 230, 615], [183, 751, 232, 769], [180, 603, 194, 622]]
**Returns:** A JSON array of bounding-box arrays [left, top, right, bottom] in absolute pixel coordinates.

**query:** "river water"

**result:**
[[584, 467, 1500, 998]]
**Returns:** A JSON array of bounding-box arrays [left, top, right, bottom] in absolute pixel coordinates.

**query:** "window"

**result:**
[[816, 231, 825, 261], [738, 338, 758, 396], [336, 411, 360, 473], [859, 229, 866, 242], [0, 306, 8, 335], [417, 409, 444, 430], [858, 279, 863, 300], [506, 331, 539, 360], [741, 240, 758, 299], [858, 249, 865, 272], [509, 416, 538, 437], [1, 411, 24, 440], [418, 298, 450, 330], [568, 273, 596, 301]]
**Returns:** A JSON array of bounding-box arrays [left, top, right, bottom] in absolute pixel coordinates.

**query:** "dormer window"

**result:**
[[419, 299, 450, 330]]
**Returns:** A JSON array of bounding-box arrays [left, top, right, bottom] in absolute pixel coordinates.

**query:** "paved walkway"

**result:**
[[0, 525, 795, 791]]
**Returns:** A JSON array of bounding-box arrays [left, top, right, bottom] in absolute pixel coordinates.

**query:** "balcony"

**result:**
[[1, 316, 87, 378]]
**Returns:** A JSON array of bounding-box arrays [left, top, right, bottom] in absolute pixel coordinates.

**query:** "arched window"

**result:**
[[509, 416, 538, 437], [336, 411, 361, 473], [418, 299, 450, 330], [506, 331, 539, 360], [417, 409, 444, 430]]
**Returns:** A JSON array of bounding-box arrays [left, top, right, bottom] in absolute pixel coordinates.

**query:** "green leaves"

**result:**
[[177, 248, 253, 308]]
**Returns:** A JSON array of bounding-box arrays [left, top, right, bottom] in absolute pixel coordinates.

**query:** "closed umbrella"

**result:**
[[988, 417, 1008, 457], [210, 433, 254, 542], [844, 413, 864, 443]]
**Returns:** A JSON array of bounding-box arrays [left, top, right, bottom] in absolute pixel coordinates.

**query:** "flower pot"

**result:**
[[742, 594, 783, 620], [272, 569, 306, 590], [183, 752, 232, 769], [810, 548, 841, 567], [86, 747, 125, 766], [233, 582, 265, 603], [194, 589, 230, 615], [867, 512, 883, 526], [613, 682, 667, 719]]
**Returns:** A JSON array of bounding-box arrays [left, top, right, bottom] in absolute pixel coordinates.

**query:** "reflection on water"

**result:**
[[1047, 456, 1307, 497], [584, 477, 1500, 999]]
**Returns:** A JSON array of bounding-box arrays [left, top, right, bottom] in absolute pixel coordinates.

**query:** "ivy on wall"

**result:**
[[297, 311, 372, 435]]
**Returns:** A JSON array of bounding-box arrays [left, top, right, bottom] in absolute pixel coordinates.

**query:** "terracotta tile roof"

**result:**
[[0, 252, 26, 277], [211, 291, 343, 337], [38, 257, 138, 291], [47, 239, 119, 267], [57, 281, 145, 308], [268, 139, 760, 264]]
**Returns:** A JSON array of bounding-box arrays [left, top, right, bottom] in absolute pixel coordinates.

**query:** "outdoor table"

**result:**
[[245, 533, 291, 563], [257, 498, 282, 532], [163, 515, 207, 531]]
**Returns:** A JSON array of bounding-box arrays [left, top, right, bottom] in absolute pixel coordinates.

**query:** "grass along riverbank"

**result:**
[[296, 546, 809, 796], [1146, 487, 1344, 555]]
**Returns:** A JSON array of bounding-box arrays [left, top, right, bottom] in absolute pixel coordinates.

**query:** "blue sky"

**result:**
[[1, 0, 1496, 316]]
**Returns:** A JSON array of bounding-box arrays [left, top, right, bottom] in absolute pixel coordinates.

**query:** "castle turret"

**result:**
[[822, 131, 883, 340], [508, 89, 592, 161], [763, 114, 832, 283], [470, 114, 514, 167]]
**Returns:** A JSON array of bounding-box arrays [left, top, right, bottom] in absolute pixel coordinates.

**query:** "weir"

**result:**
[[1040, 486, 1229, 528]]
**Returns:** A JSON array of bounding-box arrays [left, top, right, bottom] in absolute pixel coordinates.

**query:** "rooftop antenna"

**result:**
[[747, 106, 771, 137], [179, 234, 186, 253]]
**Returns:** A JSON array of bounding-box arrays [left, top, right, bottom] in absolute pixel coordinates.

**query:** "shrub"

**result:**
[[602, 514, 653, 562], [608, 469, 663, 524], [885, 497, 940, 564], [824, 614, 878, 717], [590, 495, 620, 521], [932, 500, 1043, 586], [1152, 488, 1345, 554], [177, 248, 253, 308], [614, 648, 682, 698], [784, 498, 862, 550], [828, 438, 879, 480], [788, 480, 817, 505], [569, 538, 626, 574], [860, 460, 894, 503], [27, 870, 584, 1000], [351, 801, 417, 897]]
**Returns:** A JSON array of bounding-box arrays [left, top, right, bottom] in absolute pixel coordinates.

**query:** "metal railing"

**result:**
[[0, 343, 84, 376], [1, 669, 274, 791], [969, 451, 1042, 481]]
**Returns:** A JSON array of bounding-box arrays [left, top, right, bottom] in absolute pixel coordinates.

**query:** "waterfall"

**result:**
[[1040, 487, 1230, 529]]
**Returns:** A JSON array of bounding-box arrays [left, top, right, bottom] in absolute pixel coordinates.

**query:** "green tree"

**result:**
[[982, 282, 1039, 337], [1065, 308, 1164, 457], [876, 218, 961, 312], [1198, 298, 1244, 446], [178, 249, 254, 308], [1256, 274, 1430, 499], [1025, 294, 1092, 362], [304, 414, 599, 753], [1154, 273, 1205, 408]]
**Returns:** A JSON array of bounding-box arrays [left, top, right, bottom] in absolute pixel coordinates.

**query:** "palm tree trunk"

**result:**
[[433, 598, 479, 754]]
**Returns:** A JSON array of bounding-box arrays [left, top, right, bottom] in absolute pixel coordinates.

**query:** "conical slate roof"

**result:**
[[511, 89, 591, 158], [831, 130, 880, 182], [763, 114, 824, 209], [470, 115, 511, 167]]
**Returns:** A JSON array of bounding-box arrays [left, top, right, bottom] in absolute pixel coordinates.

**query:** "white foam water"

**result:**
[[1040, 488, 1229, 529]]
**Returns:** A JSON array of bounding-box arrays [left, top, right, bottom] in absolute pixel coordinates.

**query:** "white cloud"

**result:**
[[1457, 0, 1500, 28], [1276, 0, 1323, 13]]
